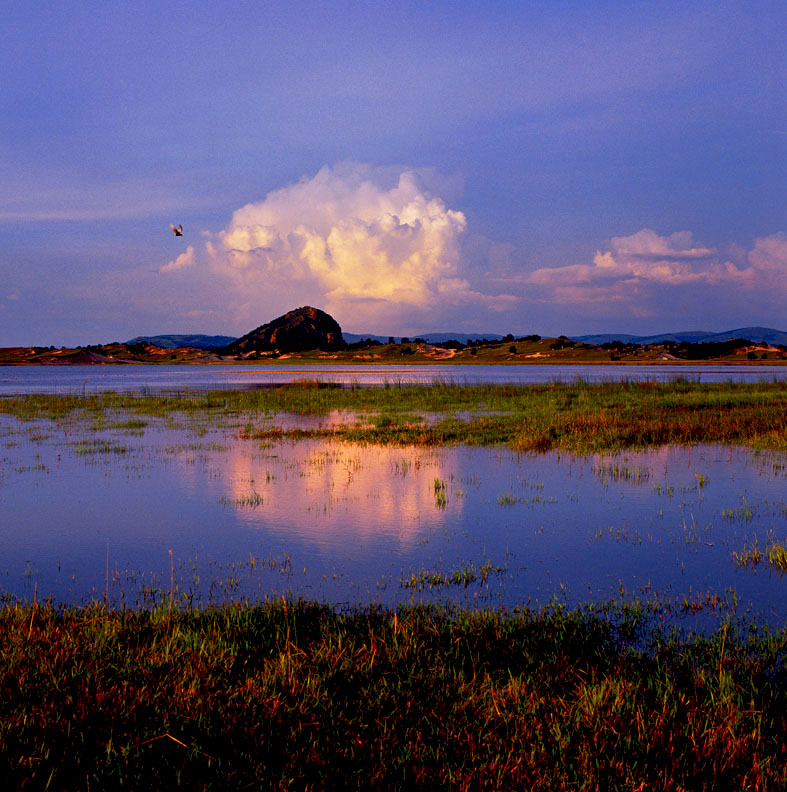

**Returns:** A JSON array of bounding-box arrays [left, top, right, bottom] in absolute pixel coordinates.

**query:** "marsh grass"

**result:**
[[593, 462, 652, 484], [217, 492, 264, 508], [722, 505, 755, 522], [72, 439, 129, 456], [2, 598, 787, 790], [112, 418, 148, 430], [433, 477, 447, 509], [733, 540, 787, 572], [3, 379, 787, 454], [402, 562, 505, 591], [732, 543, 764, 567], [769, 541, 787, 571]]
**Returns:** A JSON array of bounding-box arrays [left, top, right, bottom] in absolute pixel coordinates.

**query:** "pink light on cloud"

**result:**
[[159, 246, 196, 273], [526, 229, 787, 300]]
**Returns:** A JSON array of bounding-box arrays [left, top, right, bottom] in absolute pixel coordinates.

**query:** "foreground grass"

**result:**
[[1, 599, 785, 790], [2, 379, 787, 453]]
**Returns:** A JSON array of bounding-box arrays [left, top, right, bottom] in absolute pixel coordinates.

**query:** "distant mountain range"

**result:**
[[128, 326, 787, 351], [343, 332, 505, 344], [128, 331, 508, 349], [339, 327, 787, 346], [569, 327, 787, 346], [125, 334, 238, 350]]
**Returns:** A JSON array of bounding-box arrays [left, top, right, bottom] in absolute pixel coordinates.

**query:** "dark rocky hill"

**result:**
[[227, 306, 345, 354]]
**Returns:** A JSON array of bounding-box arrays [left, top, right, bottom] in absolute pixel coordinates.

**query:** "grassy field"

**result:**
[[2, 598, 785, 790], [2, 379, 786, 453]]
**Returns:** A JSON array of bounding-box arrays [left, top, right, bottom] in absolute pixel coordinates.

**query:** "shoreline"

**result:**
[[2, 357, 787, 367]]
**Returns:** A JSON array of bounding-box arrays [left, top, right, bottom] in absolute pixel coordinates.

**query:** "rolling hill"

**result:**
[[571, 327, 787, 346]]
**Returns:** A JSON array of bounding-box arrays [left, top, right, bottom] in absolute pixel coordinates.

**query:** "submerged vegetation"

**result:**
[[2, 379, 786, 453], [3, 598, 787, 790]]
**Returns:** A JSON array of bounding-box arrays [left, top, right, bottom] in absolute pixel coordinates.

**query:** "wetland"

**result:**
[[3, 378, 787, 788], [2, 379, 787, 618]]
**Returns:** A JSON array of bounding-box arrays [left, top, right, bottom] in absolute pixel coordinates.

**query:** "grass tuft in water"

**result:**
[[433, 477, 447, 509], [218, 492, 264, 508], [768, 541, 787, 571], [403, 562, 505, 591], [732, 539, 787, 572]]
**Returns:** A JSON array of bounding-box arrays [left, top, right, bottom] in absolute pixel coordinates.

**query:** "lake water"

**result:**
[[1, 363, 786, 394], [2, 407, 786, 630]]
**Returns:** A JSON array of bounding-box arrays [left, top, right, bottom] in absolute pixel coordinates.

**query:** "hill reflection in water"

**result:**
[[171, 439, 462, 549]]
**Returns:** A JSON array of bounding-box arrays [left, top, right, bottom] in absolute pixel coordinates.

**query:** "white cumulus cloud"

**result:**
[[527, 228, 787, 291], [206, 162, 516, 330], [160, 245, 196, 273], [519, 229, 787, 320], [745, 232, 787, 283], [529, 229, 720, 289]]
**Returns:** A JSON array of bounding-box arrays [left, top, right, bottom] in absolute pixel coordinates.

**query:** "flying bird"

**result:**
[[170, 224, 183, 236]]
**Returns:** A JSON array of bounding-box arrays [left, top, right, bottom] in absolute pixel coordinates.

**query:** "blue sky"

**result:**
[[1, 0, 784, 345]]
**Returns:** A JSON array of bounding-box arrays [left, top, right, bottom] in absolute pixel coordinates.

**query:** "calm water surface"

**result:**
[[1, 409, 786, 628], [1, 363, 786, 394]]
